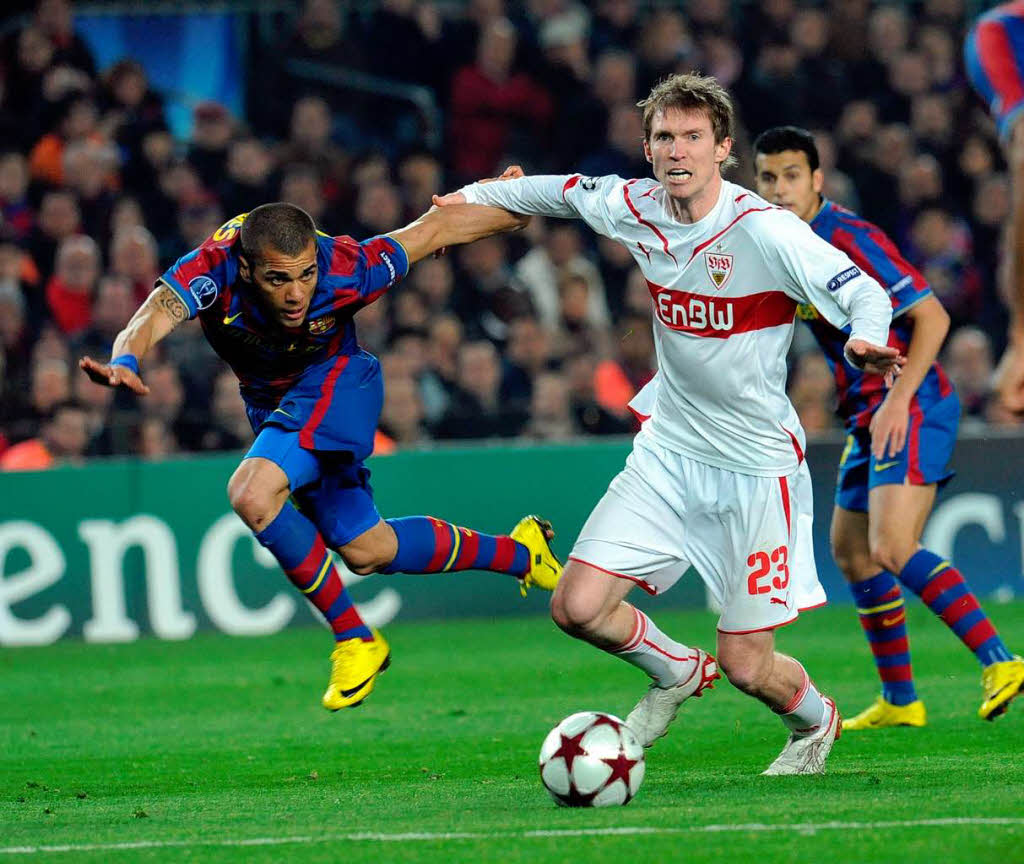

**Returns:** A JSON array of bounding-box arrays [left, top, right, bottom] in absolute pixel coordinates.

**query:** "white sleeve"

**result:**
[[461, 174, 625, 239], [748, 210, 892, 346]]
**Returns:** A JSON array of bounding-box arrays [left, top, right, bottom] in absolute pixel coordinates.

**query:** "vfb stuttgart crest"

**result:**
[[308, 315, 334, 335], [704, 251, 733, 289]]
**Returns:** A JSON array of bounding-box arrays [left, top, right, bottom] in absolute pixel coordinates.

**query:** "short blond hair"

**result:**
[[638, 72, 737, 170]]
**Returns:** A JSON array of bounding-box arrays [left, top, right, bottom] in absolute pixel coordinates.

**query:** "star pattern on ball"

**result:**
[[561, 782, 598, 807], [590, 714, 623, 733], [551, 730, 588, 772], [601, 751, 639, 788]]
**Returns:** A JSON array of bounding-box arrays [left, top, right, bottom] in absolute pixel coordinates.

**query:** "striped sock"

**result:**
[[608, 606, 698, 687], [898, 549, 1012, 667], [380, 516, 529, 576], [255, 502, 372, 642], [850, 572, 918, 706]]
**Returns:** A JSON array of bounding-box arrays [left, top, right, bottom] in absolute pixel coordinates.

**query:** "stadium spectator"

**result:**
[[433, 340, 526, 439], [523, 371, 577, 441], [45, 235, 100, 336], [515, 221, 609, 332], [0, 399, 88, 471], [448, 17, 552, 181], [592, 313, 655, 420], [0, 152, 34, 242], [29, 188, 81, 285], [109, 227, 160, 305], [379, 373, 428, 447], [454, 235, 534, 342], [944, 325, 996, 420], [220, 137, 277, 216], [187, 101, 234, 192], [196, 368, 252, 453], [100, 59, 167, 158]]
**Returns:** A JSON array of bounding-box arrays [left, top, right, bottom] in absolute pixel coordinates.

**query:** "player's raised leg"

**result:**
[[716, 630, 841, 775], [308, 509, 562, 593], [831, 505, 926, 730], [378, 514, 562, 593], [868, 484, 1024, 721], [551, 559, 718, 748], [228, 430, 389, 712]]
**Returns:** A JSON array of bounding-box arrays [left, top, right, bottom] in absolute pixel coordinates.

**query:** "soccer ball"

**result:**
[[538, 712, 645, 807]]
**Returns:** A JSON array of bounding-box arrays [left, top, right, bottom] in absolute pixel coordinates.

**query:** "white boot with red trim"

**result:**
[[624, 649, 720, 748], [762, 695, 842, 775]]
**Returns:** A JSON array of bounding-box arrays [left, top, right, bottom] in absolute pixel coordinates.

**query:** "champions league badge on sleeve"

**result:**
[[826, 266, 861, 293], [188, 275, 219, 310]]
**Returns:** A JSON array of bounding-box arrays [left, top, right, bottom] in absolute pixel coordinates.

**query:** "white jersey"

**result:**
[[462, 174, 893, 476]]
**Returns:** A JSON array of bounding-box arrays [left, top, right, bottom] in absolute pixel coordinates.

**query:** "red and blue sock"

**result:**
[[255, 502, 372, 642], [380, 516, 529, 576], [851, 571, 918, 706], [898, 549, 1012, 667]]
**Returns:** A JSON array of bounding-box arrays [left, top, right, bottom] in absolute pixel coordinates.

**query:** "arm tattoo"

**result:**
[[155, 285, 188, 324]]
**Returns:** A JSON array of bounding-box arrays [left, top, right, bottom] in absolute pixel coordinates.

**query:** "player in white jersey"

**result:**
[[435, 73, 904, 774]]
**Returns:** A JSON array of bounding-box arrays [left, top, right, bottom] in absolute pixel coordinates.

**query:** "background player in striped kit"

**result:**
[[754, 126, 1024, 727], [965, 1, 1024, 412], [80, 201, 563, 713]]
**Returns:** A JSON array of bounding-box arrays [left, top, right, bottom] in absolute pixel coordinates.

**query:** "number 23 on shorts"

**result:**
[[747, 546, 790, 595]]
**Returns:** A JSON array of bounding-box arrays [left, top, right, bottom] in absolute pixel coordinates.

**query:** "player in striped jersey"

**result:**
[[80, 202, 563, 712], [965, 1, 1024, 412], [754, 126, 1024, 727]]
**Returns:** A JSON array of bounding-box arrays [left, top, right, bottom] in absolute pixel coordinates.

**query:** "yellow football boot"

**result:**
[[322, 628, 391, 711], [842, 696, 927, 731], [979, 656, 1024, 720], [510, 515, 562, 596]]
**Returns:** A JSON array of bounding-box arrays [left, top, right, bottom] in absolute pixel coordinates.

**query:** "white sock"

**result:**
[[609, 606, 698, 687], [775, 664, 827, 736]]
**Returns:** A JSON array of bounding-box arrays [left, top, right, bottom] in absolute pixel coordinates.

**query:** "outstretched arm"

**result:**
[[78, 283, 188, 395], [868, 295, 950, 459], [387, 203, 528, 265]]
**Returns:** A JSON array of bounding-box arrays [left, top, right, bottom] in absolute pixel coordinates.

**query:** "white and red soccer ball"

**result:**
[[538, 712, 645, 807]]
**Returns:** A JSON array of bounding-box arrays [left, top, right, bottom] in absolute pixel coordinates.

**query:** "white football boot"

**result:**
[[762, 696, 842, 776], [625, 649, 720, 747]]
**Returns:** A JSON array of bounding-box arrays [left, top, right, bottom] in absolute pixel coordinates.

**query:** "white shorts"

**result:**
[[569, 431, 826, 634]]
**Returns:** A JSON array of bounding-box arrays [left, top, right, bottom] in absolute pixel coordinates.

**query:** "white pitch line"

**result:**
[[2, 818, 1022, 855]]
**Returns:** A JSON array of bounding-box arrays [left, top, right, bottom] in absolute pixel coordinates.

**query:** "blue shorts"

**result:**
[[966, 6, 1024, 140], [241, 349, 384, 547], [835, 393, 959, 513]]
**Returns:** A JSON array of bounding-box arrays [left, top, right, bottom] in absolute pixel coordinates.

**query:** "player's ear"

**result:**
[[643, 138, 653, 165], [715, 137, 732, 166], [238, 253, 251, 282], [812, 168, 825, 195]]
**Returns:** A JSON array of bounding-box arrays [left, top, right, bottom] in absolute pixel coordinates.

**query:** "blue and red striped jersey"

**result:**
[[801, 199, 953, 427], [159, 214, 408, 408]]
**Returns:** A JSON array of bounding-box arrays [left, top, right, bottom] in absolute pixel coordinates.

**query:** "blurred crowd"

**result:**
[[0, 0, 1018, 470]]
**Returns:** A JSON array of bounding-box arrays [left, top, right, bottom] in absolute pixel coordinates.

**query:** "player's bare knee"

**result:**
[[339, 546, 383, 575], [831, 543, 873, 582], [550, 586, 606, 636], [869, 535, 912, 575], [718, 649, 769, 696], [228, 473, 273, 532]]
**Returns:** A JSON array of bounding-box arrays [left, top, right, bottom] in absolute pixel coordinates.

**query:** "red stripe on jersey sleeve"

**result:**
[[623, 181, 677, 265]]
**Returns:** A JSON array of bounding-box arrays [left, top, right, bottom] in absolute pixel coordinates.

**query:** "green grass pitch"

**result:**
[[2, 600, 1023, 863]]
